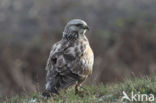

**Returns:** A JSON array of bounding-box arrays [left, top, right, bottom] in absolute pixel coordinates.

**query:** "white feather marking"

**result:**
[[45, 82, 50, 90], [55, 44, 61, 52]]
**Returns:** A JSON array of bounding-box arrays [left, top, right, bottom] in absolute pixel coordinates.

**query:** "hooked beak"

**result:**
[[83, 25, 89, 31]]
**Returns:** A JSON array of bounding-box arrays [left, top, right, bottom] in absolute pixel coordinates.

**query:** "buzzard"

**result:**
[[42, 19, 94, 97]]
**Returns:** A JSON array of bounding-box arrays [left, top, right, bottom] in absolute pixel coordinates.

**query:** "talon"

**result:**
[[75, 90, 85, 97]]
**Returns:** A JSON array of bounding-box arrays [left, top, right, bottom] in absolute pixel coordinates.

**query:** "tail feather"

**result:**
[[45, 70, 80, 95]]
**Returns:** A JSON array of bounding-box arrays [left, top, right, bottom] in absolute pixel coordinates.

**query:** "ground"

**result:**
[[3, 76, 156, 103]]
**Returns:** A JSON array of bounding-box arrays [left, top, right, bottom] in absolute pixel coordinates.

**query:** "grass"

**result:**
[[3, 76, 156, 103]]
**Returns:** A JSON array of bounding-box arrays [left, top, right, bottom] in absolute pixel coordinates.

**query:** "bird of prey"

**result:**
[[42, 19, 94, 97]]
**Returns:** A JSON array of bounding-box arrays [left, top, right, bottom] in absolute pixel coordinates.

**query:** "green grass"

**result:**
[[3, 76, 156, 103]]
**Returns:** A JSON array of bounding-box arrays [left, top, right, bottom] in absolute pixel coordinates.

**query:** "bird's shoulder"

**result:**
[[50, 39, 87, 57], [45, 40, 68, 71], [50, 40, 69, 55]]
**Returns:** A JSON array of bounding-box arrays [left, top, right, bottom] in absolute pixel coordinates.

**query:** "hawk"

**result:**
[[42, 19, 94, 97]]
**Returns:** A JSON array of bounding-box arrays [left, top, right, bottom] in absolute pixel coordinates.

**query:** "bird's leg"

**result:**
[[75, 84, 87, 97], [75, 83, 79, 95], [75, 81, 89, 97]]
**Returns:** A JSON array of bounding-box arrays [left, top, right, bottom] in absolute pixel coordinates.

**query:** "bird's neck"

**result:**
[[62, 31, 87, 42], [62, 31, 78, 41]]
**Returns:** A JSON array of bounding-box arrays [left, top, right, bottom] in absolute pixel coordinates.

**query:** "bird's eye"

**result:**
[[75, 24, 82, 27]]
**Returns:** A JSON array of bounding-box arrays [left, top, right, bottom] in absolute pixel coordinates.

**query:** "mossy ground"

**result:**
[[3, 76, 156, 103]]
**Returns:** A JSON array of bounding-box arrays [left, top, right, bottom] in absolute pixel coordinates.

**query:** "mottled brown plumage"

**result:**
[[42, 19, 94, 97]]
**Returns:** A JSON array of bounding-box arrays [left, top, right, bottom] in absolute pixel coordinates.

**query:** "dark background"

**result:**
[[0, 0, 156, 99]]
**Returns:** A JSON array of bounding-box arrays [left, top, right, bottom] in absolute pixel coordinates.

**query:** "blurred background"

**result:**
[[0, 0, 156, 100]]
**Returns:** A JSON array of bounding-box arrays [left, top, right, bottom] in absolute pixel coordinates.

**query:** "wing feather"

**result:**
[[46, 40, 93, 76], [45, 40, 93, 91]]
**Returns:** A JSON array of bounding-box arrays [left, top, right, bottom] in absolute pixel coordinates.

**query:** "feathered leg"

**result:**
[[75, 78, 87, 96]]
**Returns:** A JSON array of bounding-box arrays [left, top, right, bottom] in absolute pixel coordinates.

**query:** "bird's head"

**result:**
[[63, 19, 89, 38]]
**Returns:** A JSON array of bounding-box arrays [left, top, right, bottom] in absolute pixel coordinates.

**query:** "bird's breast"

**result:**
[[79, 45, 94, 75]]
